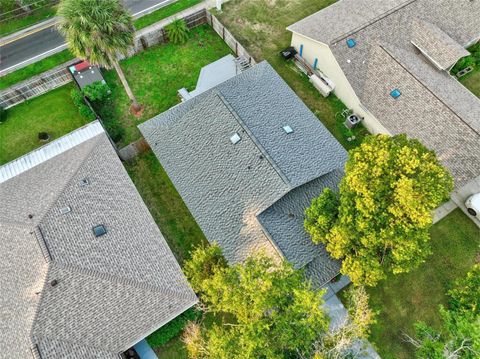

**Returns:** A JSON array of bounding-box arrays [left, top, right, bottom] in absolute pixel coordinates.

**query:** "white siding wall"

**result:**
[[290, 32, 389, 135]]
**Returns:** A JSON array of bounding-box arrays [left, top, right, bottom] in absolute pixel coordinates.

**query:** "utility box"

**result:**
[[344, 114, 361, 129]]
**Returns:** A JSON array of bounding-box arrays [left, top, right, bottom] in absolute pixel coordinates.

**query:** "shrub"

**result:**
[[102, 118, 125, 143], [146, 307, 201, 348], [165, 19, 189, 44], [70, 88, 96, 120], [0, 106, 6, 123], [82, 81, 110, 102]]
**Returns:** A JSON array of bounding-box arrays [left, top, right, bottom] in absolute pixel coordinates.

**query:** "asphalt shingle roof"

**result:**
[[288, 0, 480, 188], [0, 122, 197, 359], [140, 61, 347, 284]]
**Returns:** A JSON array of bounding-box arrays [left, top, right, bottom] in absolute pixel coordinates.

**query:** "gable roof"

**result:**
[[140, 61, 347, 284], [0, 122, 197, 359], [288, 0, 480, 188]]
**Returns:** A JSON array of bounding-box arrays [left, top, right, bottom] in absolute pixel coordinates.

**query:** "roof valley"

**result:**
[[380, 44, 480, 136]]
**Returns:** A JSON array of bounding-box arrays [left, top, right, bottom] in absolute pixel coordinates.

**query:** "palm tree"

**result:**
[[57, 0, 141, 111]]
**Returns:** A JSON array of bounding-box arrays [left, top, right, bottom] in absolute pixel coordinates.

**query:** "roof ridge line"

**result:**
[[215, 91, 293, 188], [330, 0, 418, 44], [35, 134, 104, 226], [379, 44, 480, 136], [54, 261, 195, 301]]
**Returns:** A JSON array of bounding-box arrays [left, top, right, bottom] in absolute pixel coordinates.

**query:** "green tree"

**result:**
[[57, 0, 141, 111], [183, 245, 330, 359], [305, 135, 453, 286], [314, 286, 376, 358], [165, 19, 189, 44], [407, 266, 480, 358]]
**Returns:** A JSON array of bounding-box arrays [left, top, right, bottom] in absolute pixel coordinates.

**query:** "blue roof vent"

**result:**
[[390, 89, 401, 99], [346, 38, 357, 48]]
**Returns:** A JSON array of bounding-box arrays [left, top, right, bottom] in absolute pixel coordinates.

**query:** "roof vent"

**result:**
[[50, 279, 58, 287], [283, 125, 294, 134], [288, 213, 295, 218], [80, 178, 90, 186], [346, 38, 357, 48], [92, 225, 107, 237], [59, 206, 71, 215], [28, 214, 33, 219], [230, 133, 241, 144], [390, 89, 401, 99]]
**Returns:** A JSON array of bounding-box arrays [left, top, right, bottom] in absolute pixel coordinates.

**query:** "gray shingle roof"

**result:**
[[140, 61, 346, 284], [0, 122, 197, 359], [288, 0, 480, 188]]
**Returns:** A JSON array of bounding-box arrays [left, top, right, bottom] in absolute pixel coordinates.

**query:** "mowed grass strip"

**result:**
[[365, 209, 480, 359], [124, 150, 208, 265], [0, 83, 90, 165]]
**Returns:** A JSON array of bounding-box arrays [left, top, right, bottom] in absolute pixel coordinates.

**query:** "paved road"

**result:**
[[0, 0, 176, 74]]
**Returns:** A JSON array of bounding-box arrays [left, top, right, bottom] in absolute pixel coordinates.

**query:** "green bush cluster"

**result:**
[[165, 19, 189, 44], [82, 81, 110, 102], [451, 43, 480, 75], [70, 88, 96, 121], [0, 106, 6, 123], [146, 307, 201, 348]]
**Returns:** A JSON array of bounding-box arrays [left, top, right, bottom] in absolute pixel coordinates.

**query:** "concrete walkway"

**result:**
[[321, 276, 381, 358], [451, 175, 480, 228], [433, 199, 457, 224], [133, 339, 158, 359]]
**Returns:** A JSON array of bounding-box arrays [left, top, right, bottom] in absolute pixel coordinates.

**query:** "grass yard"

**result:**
[[215, 0, 368, 150], [95, 24, 231, 148], [361, 209, 480, 358], [133, 0, 203, 30], [124, 150, 208, 265], [0, 0, 202, 89], [0, 2, 57, 36], [459, 68, 480, 98], [0, 49, 74, 90], [0, 83, 90, 165]]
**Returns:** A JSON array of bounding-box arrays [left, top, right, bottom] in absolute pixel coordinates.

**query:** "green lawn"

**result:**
[[363, 209, 480, 358], [0, 49, 74, 90], [459, 67, 480, 98], [215, 0, 367, 150], [0, 3, 57, 36], [0, 0, 203, 90], [95, 24, 231, 147], [0, 83, 90, 165], [124, 150, 208, 265], [133, 0, 203, 30]]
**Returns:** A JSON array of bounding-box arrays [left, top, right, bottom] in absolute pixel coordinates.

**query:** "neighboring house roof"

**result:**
[[140, 61, 347, 286], [0, 122, 197, 359], [288, 0, 480, 188]]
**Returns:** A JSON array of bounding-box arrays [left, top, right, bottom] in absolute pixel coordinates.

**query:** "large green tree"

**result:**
[[183, 245, 330, 359], [57, 0, 141, 110], [407, 265, 480, 358], [305, 135, 453, 286]]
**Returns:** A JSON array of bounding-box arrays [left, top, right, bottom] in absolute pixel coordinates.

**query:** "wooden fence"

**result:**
[[206, 11, 256, 66], [1, 9, 255, 109]]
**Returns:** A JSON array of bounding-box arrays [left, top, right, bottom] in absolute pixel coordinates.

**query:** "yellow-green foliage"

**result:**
[[183, 245, 330, 358], [306, 135, 453, 286]]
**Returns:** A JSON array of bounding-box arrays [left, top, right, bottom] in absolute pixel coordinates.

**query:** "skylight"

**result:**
[[346, 38, 357, 48], [283, 125, 294, 134], [92, 225, 107, 237], [230, 133, 241, 144], [390, 89, 401, 99]]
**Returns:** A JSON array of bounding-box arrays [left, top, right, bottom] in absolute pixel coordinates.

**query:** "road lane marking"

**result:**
[[0, 44, 67, 75]]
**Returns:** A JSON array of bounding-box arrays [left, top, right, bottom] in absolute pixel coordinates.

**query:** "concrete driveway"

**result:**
[[451, 174, 480, 228]]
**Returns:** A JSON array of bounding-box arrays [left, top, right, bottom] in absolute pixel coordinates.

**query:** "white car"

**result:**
[[465, 193, 480, 218]]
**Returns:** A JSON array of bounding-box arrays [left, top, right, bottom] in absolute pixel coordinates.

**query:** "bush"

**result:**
[[165, 19, 189, 44], [102, 118, 125, 143], [70, 88, 96, 120], [0, 106, 6, 123], [146, 307, 201, 348], [82, 81, 110, 102]]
